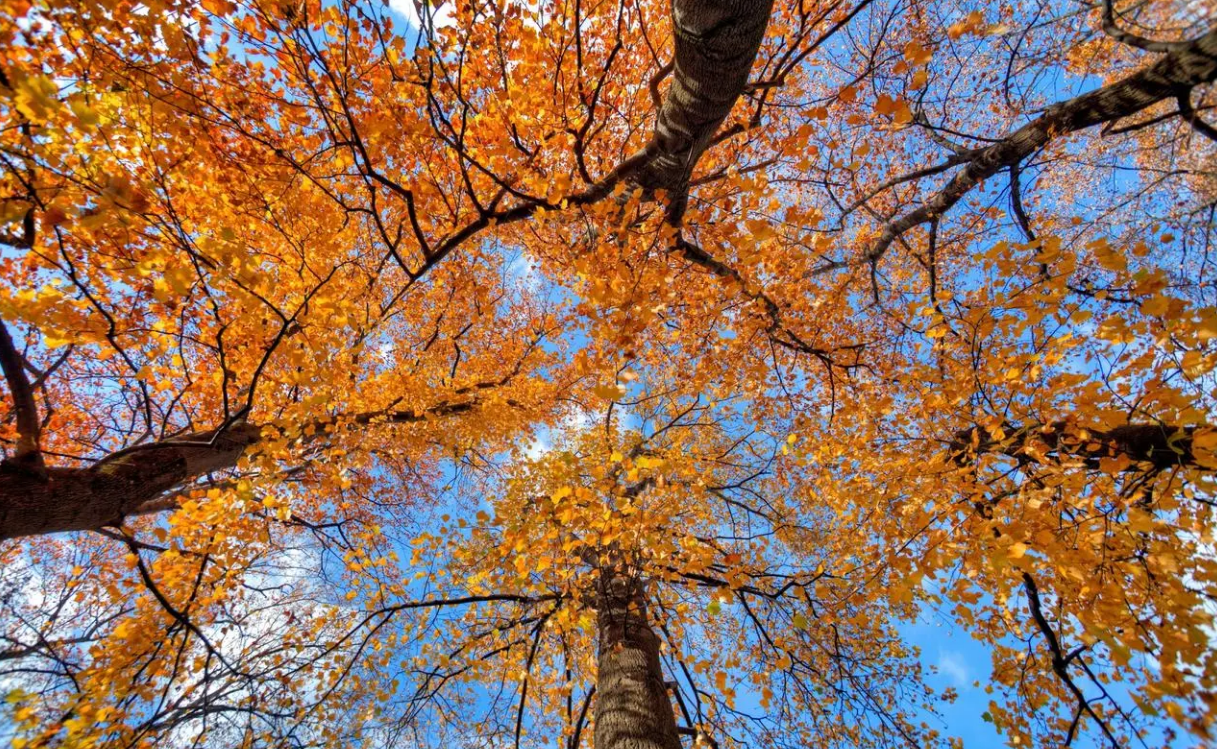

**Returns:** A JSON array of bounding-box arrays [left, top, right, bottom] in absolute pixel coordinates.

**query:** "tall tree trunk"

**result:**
[[0, 423, 262, 541], [593, 570, 681, 749], [632, 0, 775, 219]]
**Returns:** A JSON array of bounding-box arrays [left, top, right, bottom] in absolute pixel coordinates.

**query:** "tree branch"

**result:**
[[950, 421, 1206, 471], [857, 26, 1217, 271], [0, 319, 43, 471]]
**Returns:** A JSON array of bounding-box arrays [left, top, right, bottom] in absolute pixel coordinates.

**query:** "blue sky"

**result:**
[[3, 0, 1212, 746]]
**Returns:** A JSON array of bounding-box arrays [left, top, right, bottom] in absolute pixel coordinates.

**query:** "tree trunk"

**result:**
[[632, 0, 775, 218], [0, 423, 261, 541], [593, 570, 681, 749]]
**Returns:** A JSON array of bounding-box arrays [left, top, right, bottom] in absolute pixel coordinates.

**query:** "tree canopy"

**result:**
[[1, 0, 1215, 747]]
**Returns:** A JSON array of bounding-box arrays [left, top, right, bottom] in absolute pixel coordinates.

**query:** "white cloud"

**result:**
[[387, 0, 456, 32], [387, 0, 546, 34], [504, 251, 541, 294], [937, 649, 971, 689], [521, 407, 596, 460], [524, 435, 550, 460]]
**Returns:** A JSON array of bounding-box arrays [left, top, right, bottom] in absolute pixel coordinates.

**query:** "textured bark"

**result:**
[[0, 384, 504, 540], [0, 320, 43, 471], [950, 422, 1205, 471], [0, 423, 262, 541], [593, 572, 681, 749], [869, 27, 1217, 262], [631, 0, 775, 217]]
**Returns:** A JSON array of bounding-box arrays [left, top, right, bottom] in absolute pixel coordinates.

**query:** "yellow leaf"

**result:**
[[70, 98, 100, 126], [1182, 351, 1214, 377], [875, 94, 898, 116], [1192, 429, 1217, 452], [903, 41, 932, 66], [11, 72, 60, 120], [43, 331, 73, 349], [592, 383, 625, 400], [1194, 309, 1217, 342], [1192, 429, 1217, 468], [1090, 237, 1126, 273], [745, 218, 776, 242], [0, 200, 31, 225], [1140, 294, 1170, 317]]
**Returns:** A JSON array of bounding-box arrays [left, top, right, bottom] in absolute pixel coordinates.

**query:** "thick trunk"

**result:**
[[632, 0, 775, 217], [0, 423, 261, 540], [870, 27, 1217, 261], [950, 421, 1206, 471], [593, 571, 681, 749]]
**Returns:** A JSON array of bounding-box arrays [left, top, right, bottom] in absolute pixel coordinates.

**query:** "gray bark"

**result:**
[[868, 26, 1217, 262], [0, 321, 42, 469], [631, 0, 775, 219], [0, 423, 262, 541], [593, 572, 681, 749]]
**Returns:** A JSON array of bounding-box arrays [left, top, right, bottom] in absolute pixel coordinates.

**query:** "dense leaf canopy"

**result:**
[[0, 0, 1215, 747]]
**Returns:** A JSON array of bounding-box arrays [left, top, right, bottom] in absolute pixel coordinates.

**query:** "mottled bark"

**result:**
[[868, 26, 1217, 262], [0, 423, 262, 541], [950, 422, 1205, 471], [0, 389, 511, 540], [631, 0, 775, 218], [594, 572, 681, 749]]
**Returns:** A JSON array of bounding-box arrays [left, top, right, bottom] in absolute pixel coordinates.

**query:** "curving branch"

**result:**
[[1176, 90, 1217, 143], [0, 422, 263, 541], [1101, 0, 1184, 54], [1022, 572, 1120, 747], [858, 26, 1217, 271]]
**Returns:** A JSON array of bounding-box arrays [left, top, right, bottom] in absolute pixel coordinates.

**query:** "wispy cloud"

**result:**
[[937, 650, 971, 689]]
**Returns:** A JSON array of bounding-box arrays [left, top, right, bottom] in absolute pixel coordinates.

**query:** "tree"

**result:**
[[431, 397, 941, 749], [1, 0, 1216, 746]]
